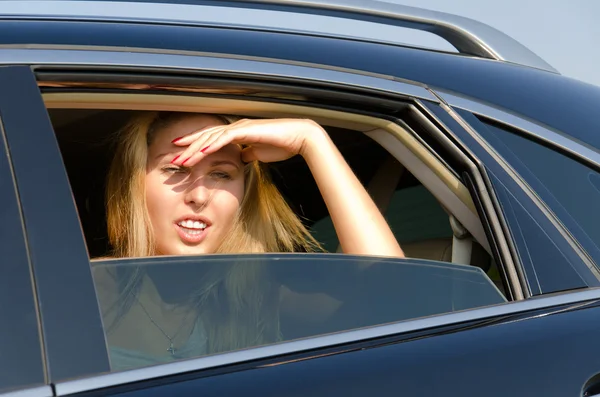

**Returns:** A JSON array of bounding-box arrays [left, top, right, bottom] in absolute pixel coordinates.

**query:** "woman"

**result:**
[[94, 112, 403, 370]]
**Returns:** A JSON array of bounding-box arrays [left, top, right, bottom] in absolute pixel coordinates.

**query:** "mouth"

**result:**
[[175, 218, 210, 244]]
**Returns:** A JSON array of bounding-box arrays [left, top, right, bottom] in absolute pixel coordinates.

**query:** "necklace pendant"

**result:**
[[167, 342, 176, 356]]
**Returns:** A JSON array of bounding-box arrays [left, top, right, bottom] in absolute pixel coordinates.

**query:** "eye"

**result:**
[[161, 165, 188, 174], [209, 170, 232, 180]]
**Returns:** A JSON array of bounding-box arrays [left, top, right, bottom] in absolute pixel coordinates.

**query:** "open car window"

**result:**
[[49, 107, 493, 269], [42, 88, 510, 377], [92, 254, 506, 372]]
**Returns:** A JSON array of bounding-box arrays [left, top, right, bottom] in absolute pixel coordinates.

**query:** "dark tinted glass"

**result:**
[[476, 119, 600, 271], [489, 173, 588, 293], [0, 130, 45, 391], [92, 253, 505, 372]]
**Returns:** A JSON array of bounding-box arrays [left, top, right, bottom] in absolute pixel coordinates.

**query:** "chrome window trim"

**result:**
[[55, 287, 600, 395], [0, 386, 53, 397], [434, 90, 600, 281], [438, 91, 600, 171], [0, 48, 436, 102], [414, 99, 524, 299], [0, 0, 558, 72]]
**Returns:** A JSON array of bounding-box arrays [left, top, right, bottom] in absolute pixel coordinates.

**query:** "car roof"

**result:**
[[2, 1, 600, 150], [0, 0, 557, 72]]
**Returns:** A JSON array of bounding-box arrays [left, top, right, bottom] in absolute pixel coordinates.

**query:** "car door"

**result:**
[[3, 44, 600, 397], [0, 49, 513, 392], [59, 294, 600, 397]]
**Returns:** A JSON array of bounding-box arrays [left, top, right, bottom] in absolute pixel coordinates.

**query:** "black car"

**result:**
[[2, 0, 600, 396]]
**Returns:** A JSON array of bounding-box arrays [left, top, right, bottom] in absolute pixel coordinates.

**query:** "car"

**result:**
[[2, 0, 600, 396]]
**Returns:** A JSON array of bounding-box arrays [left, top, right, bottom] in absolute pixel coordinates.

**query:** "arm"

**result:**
[[298, 121, 404, 257]]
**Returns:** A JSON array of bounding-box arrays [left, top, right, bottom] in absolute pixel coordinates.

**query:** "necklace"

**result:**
[[135, 296, 193, 356]]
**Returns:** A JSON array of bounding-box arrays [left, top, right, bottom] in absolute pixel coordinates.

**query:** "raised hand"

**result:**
[[170, 118, 324, 166]]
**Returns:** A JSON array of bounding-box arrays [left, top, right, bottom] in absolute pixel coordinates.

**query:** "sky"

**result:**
[[384, 0, 600, 88]]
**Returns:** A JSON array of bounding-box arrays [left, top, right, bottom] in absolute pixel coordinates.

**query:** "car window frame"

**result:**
[[7, 50, 529, 384], [454, 111, 600, 291], [440, 91, 600, 273], [419, 95, 599, 295]]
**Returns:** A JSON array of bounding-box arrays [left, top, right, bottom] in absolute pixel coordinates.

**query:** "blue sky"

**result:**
[[386, 0, 600, 87]]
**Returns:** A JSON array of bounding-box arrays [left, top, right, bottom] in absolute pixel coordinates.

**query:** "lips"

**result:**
[[174, 216, 211, 244]]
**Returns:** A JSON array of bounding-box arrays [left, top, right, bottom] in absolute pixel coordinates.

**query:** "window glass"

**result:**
[[475, 119, 600, 271], [0, 132, 45, 391], [92, 254, 505, 372], [489, 173, 587, 293]]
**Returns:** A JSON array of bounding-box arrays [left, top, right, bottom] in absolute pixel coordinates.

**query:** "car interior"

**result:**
[[44, 92, 504, 295]]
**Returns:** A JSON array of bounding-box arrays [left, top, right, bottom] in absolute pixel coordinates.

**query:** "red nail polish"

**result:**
[[171, 137, 183, 143], [201, 146, 210, 153], [182, 157, 191, 165], [170, 155, 180, 164]]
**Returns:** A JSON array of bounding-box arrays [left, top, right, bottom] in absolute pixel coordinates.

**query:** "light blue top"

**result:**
[[108, 318, 208, 371]]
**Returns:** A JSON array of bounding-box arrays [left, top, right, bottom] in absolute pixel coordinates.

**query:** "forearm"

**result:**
[[301, 122, 404, 257]]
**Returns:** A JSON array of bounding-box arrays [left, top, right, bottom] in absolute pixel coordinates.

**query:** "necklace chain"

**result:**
[[135, 296, 192, 356]]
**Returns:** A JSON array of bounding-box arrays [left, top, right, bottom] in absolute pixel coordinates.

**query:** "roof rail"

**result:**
[[228, 0, 557, 73], [0, 0, 557, 73]]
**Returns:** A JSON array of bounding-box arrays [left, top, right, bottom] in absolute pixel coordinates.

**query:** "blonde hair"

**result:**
[[105, 111, 322, 353]]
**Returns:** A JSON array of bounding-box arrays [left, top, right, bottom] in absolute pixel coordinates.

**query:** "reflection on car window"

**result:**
[[92, 254, 505, 372], [476, 119, 600, 270]]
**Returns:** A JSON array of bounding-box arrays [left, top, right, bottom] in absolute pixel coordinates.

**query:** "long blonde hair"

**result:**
[[105, 111, 321, 353]]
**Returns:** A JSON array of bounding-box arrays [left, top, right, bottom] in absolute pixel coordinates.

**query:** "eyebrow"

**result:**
[[210, 160, 241, 170], [155, 154, 241, 169]]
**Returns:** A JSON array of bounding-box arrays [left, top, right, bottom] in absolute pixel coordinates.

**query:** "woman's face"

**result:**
[[145, 115, 245, 256]]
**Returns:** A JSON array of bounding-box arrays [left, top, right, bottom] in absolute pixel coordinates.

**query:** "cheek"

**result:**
[[145, 174, 170, 222], [218, 179, 245, 219]]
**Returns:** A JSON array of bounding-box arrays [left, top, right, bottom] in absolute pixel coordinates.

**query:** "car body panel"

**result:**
[[0, 0, 559, 72], [0, 66, 110, 381], [0, 74, 46, 391], [64, 299, 600, 397]]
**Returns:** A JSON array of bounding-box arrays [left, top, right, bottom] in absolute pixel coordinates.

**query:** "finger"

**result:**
[[171, 125, 225, 146], [201, 128, 250, 158], [191, 128, 238, 159], [171, 126, 226, 164], [178, 128, 238, 167]]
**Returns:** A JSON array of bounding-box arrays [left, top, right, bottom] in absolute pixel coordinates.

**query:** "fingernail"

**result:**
[[170, 155, 180, 164], [201, 146, 210, 153], [182, 157, 192, 165], [171, 137, 183, 143]]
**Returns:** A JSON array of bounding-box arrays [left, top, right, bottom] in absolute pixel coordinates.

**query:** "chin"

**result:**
[[178, 245, 212, 256]]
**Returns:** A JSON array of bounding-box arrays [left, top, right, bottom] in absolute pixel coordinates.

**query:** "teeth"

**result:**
[[178, 220, 207, 230], [184, 229, 202, 235]]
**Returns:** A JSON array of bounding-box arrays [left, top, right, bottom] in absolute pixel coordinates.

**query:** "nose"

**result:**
[[184, 176, 213, 210]]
